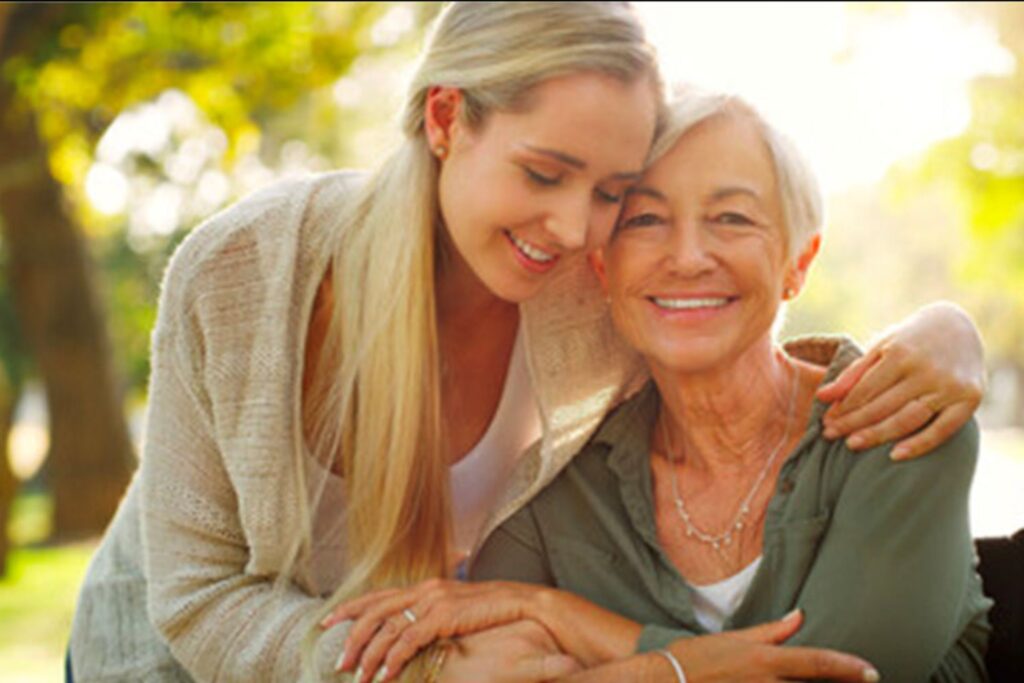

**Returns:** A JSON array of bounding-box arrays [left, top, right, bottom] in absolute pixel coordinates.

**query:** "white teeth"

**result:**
[[508, 232, 555, 263], [652, 297, 730, 310]]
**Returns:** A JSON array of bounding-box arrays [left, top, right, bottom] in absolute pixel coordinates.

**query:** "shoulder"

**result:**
[[156, 170, 366, 323], [530, 384, 656, 518], [813, 417, 980, 517]]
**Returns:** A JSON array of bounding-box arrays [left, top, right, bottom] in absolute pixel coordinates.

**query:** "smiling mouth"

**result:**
[[505, 230, 557, 264], [649, 296, 733, 310]]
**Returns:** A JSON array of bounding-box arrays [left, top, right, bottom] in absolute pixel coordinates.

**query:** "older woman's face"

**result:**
[[597, 113, 811, 374]]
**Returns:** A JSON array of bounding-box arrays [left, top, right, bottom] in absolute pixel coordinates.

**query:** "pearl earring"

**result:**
[[434, 145, 448, 159]]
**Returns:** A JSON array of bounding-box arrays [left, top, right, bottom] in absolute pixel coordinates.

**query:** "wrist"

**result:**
[[524, 586, 564, 631], [526, 587, 641, 666], [643, 651, 680, 681]]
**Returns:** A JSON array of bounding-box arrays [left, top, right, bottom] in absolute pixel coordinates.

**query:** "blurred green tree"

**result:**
[[895, 2, 1024, 420], [0, 2, 434, 563]]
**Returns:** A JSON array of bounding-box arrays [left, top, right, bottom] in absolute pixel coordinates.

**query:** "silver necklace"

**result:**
[[660, 364, 799, 552]]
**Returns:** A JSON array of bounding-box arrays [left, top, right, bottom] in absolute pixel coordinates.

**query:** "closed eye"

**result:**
[[619, 212, 664, 229], [522, 165, 562, 186], [595, 187, 623, 204]]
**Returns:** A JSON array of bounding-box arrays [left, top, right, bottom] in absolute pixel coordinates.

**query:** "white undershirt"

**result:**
[[450, 326, 542, 557], [689, 556, 763, 633]]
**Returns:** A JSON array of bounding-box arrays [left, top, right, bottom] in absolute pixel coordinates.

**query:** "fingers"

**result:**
[[772, 645, 879, 682], [822, 379, 924, 442], [353, 612, 418, 683], [824, 346, 908, 425], [728, 608, 803, 645], [890, 401, 975, 461], [321, 588, 401, 630], [817, 348, 879, 405], [337, 594, 421, 672], [377, 610, 455, 681], [834, 391, 941, 452]]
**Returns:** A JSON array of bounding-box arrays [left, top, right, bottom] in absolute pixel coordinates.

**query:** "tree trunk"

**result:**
[[0, 373, 17, 576], [0, 5, 134, 540]]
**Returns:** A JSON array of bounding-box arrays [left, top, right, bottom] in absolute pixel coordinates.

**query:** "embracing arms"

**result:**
[[817, 301, 984, 459]]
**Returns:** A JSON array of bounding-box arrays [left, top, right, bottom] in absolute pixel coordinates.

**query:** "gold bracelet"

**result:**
[[425, 642, 451, 683]]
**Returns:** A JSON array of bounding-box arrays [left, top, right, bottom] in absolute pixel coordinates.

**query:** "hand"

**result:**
[[559, 610, 879, 683], [817, 302, 984, 460], [323, 579, 541, 682], [440, 620, 582, 683]]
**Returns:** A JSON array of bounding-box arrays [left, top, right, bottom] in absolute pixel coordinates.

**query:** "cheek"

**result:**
[[586, 206, 624, 251]]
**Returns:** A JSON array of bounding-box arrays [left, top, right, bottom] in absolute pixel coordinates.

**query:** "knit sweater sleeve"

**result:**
[[139, 216, 348, 682]]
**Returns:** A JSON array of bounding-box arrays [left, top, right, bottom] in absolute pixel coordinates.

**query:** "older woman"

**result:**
[[337, 91, 990, 682]]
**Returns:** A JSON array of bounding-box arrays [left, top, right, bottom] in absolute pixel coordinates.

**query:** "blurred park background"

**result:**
[[0, 2, 1021, 681]]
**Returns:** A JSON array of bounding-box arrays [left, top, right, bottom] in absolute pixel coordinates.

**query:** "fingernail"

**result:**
[[334, 650, 346, 672], [784, 607, 801, 620], [823, 427, 838, 440], [355, 666, 363, 682], [374, 667, 389, 682], [863, 666, 880, 682], [847, 434, 865, 449], [890, 446, 908, 460]]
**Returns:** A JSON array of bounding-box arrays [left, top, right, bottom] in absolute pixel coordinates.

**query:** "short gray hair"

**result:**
[[648, 86, 823, 258]]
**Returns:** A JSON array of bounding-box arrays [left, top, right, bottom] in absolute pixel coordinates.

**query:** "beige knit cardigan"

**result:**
[[68, 170, 650, 682]]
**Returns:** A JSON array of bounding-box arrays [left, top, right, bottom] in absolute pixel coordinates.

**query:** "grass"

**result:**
[[0, 492, 97, 683]]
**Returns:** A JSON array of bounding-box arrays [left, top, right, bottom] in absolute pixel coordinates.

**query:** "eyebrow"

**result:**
[[523, 144, 643, 181], [710, 185, 762, 202], [624, 184, 666, 201]]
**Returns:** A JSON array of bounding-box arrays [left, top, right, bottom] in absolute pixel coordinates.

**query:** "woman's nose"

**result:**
[[665, 221, 716, 275], [542, 194, 591, 252]]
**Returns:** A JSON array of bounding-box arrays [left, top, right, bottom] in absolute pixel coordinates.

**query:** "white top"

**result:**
[[689, 556, 763, 633], [451, 327, 542, 558]]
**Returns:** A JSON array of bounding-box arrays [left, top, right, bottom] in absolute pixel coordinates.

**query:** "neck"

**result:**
[[652, 337, 799, 475], [435, 244, 519, 338]]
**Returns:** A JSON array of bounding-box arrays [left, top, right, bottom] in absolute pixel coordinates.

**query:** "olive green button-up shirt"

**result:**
[[472, 342, 991, 682]]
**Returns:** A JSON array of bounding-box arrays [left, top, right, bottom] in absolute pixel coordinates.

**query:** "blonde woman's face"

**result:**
[[436, 72, 657, 303], [596, 114, 813, 375]]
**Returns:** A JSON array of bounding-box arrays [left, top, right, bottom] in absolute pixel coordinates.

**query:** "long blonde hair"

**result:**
[[300, 1, 660, 675]]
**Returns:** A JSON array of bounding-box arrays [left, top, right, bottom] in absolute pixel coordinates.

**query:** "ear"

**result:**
[[783, 233, 821, 300], [424, 86, 464, 155], [588, 249, 610, 294]]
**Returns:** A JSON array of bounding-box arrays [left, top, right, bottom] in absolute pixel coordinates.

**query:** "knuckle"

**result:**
[[808, 650, 832, 674]]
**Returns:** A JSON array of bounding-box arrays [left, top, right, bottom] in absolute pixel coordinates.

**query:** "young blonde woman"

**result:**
[[69, 3, 985, 682]]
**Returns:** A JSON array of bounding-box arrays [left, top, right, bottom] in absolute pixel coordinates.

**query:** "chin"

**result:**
[[646, 344, 724, 374]]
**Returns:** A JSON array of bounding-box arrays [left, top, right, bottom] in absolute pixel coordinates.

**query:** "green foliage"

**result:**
[[1, 2, 436, 400], [890, 3, 1024, 363]]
